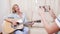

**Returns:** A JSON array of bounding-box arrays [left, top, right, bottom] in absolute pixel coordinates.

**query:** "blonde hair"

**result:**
[[12, 4, 19, 13]]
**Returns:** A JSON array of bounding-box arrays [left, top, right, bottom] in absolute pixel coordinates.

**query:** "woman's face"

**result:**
[[14, 5, 20, 12]]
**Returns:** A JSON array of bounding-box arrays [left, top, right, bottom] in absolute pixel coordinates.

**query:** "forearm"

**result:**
[[4, 18, 15, 23], [39, 8, 59, 34], [40, 13, 59, 34], [39, 12, 52, 31]]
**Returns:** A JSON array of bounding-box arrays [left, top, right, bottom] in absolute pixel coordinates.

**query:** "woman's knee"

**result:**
[[15, 30, 23, 34], [23, 27, 29, 32]]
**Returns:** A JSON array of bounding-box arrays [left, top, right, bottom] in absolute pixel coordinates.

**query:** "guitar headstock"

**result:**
[[34, 20, 41, 23]]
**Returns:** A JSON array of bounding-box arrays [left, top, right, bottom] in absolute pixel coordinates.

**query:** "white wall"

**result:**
[[58, 0, 60, 15], [0, 0, 10, 32]]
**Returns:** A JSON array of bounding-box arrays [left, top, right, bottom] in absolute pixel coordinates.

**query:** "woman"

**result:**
[[4, 4, 30, 34]]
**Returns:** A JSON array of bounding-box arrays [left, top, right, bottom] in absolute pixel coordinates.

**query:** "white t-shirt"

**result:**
[[55, 15, 60, 28]]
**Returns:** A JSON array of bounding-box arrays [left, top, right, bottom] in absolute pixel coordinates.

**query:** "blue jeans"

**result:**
[[14, 27, 29, 34]]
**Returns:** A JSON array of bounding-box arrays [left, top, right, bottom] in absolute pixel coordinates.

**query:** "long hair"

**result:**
[[12, 4, 19, 13]]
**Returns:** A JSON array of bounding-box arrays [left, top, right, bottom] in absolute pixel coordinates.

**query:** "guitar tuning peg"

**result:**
[[37, 20, 41, 22]]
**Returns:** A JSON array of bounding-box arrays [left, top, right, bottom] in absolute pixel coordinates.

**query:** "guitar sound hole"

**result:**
[[16, 22, 20, 25]]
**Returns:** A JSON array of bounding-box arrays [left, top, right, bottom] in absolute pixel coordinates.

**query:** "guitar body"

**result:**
[[2, 21, 24, 34], [2, 21, 15, 34]]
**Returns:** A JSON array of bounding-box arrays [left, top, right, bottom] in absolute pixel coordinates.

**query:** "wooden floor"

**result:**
[[30, 28, 47, 34], [30, 23, 48, 34]]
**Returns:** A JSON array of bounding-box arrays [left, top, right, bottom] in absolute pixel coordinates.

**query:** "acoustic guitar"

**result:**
[[2, 19, 41, 34]]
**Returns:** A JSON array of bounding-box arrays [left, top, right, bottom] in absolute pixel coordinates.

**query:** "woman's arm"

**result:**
[[39, 7, 59, 34], [4, 18, 17, 25], [4, 18, 14, 22]]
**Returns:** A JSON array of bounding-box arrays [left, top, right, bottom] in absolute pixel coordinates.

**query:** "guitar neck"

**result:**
[[16, 20, 41, 25], [26, 20, 41, 23]]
